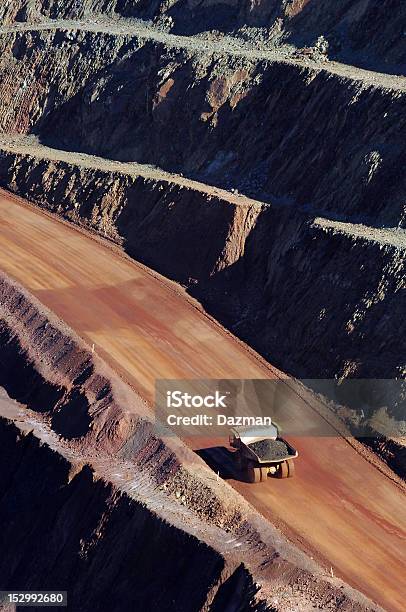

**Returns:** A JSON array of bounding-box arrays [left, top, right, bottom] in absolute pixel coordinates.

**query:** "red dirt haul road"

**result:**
[[0, 192, 405, 611]]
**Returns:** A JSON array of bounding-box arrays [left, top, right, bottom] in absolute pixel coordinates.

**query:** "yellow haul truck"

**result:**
[[229, 424, 298, 483]]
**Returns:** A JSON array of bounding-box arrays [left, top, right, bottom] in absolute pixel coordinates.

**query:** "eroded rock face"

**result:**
[[279, 0, 406, 73], [0, 29, 405, 228], [0, 422, 216, 611], [0, 419, 261, 612], [0, 0, 405, 71]]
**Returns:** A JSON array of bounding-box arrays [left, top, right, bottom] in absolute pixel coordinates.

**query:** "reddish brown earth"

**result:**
[[0, 276, 377, 612], [0, 191, 405, 611]]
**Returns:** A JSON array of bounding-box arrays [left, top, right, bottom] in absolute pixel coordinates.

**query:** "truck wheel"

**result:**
[[246, 463, 261, 483], [276, 461, 289, 478], [260, 467, 268, 482], [286, 459, 295, 478]]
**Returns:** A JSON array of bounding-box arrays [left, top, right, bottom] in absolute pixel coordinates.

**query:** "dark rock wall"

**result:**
[[0, 419, 253, 612], [0, 30, 405, 228], [1, 0, 405, 72]]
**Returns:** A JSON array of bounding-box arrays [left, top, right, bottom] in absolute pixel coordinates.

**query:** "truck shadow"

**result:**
[[195, 446, 246, 482]]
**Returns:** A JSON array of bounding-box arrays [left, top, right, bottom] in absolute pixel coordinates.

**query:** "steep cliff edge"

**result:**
[[0, 421, 245, 612]]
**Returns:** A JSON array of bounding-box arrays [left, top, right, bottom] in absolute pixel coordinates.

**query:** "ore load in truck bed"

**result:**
[[248, 439, 292, 461]]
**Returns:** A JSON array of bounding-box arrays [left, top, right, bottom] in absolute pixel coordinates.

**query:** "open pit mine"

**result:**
[[0, 2, 405, 611]]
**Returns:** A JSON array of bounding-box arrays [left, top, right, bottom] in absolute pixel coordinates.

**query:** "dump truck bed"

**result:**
[[229, 425, 298, 466], [246, 437, 298, 464]]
